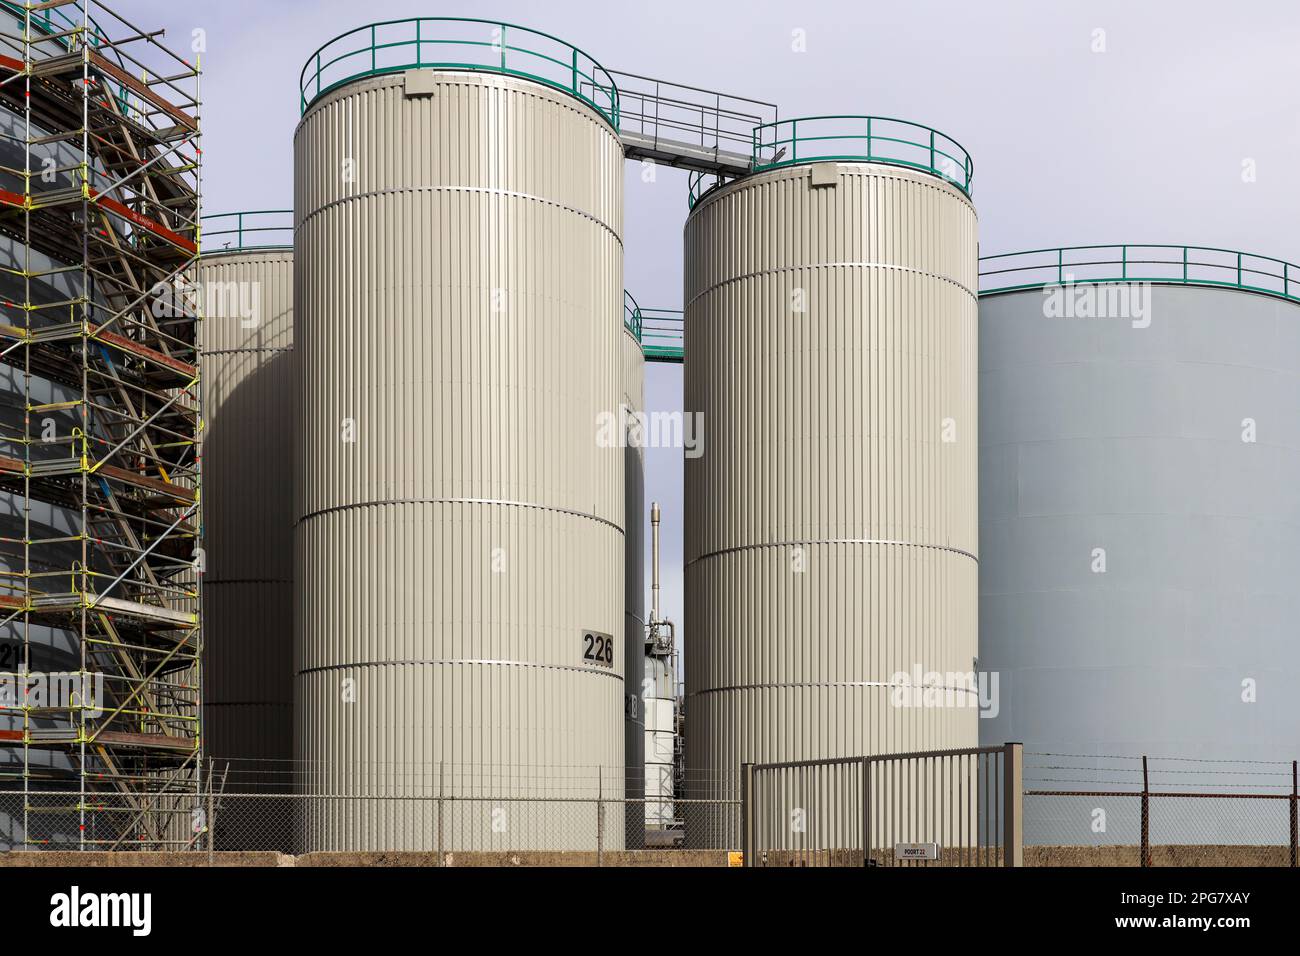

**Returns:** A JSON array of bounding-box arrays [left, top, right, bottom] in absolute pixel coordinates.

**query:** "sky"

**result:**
[[134, 0, 1300, 639]]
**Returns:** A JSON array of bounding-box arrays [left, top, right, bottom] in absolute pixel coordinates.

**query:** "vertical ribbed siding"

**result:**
[[294, 70, 624, 851], [683, 163, 980, 839], [621, 328, 646, 846], [198, 250, 294, 780]]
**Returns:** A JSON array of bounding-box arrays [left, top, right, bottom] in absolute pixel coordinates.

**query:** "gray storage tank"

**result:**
[[198, 212, 295, 824], [294, 19, 625, 851], [684, 117, 981, 845], [978, 245, 1300, 839]]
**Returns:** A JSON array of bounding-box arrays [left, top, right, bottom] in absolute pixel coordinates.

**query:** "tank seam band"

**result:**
[[203, 347, 293, 356], [298, 185, 622, 248], [298, 659, 624, 681], [688, 680, 981, 697], [297, 497, 625, 534], [205, 578, 292, 585], [686, 538, 977, 567], [686, 261, 977, 310]]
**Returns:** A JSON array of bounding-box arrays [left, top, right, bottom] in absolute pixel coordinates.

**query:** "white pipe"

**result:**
[[650, 500, 661, 625]]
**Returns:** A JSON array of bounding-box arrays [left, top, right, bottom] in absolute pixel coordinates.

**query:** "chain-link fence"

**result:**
[[0, 760, 741, 856], [1025, 753, 1299, 867], [205, 793, 738, 857], [0, 788, 205, 851], [4, 752, 1296, 866]]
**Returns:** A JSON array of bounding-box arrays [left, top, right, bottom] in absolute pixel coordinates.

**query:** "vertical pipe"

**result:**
[[77, 0, 90, 852], [650, 502, 661, 625]]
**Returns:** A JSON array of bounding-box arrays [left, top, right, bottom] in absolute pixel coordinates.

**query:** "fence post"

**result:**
[[596, 768, 604, 868], [1002, 743, 1023, 867], [437, 761, 444, 867], [1141, 755, 1151, 867], [204, 785, 211, 868], [1290, 760, 1297, 869], [861, 756, 870, 867], [740, 762, 754, 867]]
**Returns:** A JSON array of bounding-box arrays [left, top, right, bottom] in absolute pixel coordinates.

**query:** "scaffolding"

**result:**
[[0, 1, 201, 848]]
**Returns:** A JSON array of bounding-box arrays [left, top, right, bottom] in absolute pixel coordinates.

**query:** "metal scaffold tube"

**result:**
[[0, 0, 203, 850]]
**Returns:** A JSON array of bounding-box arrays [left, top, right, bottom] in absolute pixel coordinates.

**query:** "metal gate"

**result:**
[[741, 744, 1023, 867]]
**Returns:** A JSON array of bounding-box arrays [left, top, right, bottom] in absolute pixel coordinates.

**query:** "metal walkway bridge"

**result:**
[[608, 69, 775, 177], [606, 71, 776, 362]]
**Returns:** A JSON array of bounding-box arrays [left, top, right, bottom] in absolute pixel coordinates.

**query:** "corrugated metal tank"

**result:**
[[198, 247, 294, 792], [295, 68, 624, 851], [979, 277, 1300, 838], [199, 248, 294, 765], [684, 159, 980, 843], [621, 322, 646, 848]]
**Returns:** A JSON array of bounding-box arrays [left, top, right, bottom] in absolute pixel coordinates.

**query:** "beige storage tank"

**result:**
[[683, 117, 980, 846], [198, 213, 294, 821], [294, 20, 625, 851]]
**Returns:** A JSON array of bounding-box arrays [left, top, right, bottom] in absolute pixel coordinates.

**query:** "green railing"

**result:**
[[686, 115, 974, 209], [624, 294, 683, 361], [751, 115, 973, 195], [688, 171, 733, 210], [201, 210, 294, 254], [979, 244, 1300, 304], [640, 308, 683, 363], [624, 290, 642, 341], [299, 17, 619, 128]]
